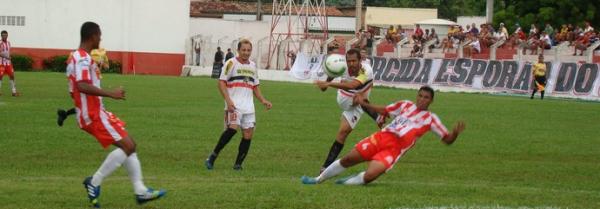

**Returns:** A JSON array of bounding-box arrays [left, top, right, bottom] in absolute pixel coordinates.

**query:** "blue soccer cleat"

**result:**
[[205, 159, 214, 170], [82, 176, 101, 208], [301, 176, 319, 185], [136, 188, 166, 205]]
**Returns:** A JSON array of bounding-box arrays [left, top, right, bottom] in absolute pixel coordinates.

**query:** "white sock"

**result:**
[[341, 171, 366, 185], [317, 159, 346, 182], [91, 148, 127, 186], [9, 79, 15, 93], [123, 153, 148, 195]]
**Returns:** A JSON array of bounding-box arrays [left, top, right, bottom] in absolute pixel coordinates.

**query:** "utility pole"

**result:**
[[486, 0, 493, 23], [257, 0, 263, 21], [355, 0, 362, 32]]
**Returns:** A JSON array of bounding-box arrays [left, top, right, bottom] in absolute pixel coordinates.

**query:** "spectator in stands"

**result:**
[[412, 24, 424, 43], [214, 47, 224, 65], [427, 28, 439, 53], [529, 24, 539, 37], [195, 41, 202, 66], [555, 24, 569, 43], [573, 31, 593, 56], [499, 23, 509, 40], [386, 25, 397, 43], [544, 23, 554, 43], [538, 32, 552, 54], [584, 21, 594, 33], [410, 39, 423, 58], [442, 26, 457, 53], [568, 25, 581, 45], [463, 33, 480, 58], [470, 23, 479, 36], [524, 34, 540, 55], [225, 48, 235, 62]]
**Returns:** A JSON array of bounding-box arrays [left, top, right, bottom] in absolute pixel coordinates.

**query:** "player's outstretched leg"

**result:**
[[206, 126, 238, 169], [303, 149, 365, 185], [336, 160, 386, 185], [84, 148, 128, 208]]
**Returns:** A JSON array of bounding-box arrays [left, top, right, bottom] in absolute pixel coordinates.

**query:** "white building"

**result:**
[[1, 0, 189, 75]]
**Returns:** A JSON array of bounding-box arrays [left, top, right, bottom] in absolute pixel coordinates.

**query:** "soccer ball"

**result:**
[[324, 54, 347, 78]]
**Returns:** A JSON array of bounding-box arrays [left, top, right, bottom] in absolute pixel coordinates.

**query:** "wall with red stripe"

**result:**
[[12, 47, 184, 76]]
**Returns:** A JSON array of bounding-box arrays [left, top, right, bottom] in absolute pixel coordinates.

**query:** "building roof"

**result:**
[[190, 0, 347, 18], [416, 19, 456, 26]]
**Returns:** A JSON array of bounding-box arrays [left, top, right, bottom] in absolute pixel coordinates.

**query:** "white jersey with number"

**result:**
[[219, 57, 259, 114]]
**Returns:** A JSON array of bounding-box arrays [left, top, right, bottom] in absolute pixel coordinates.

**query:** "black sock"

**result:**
[[322, 141, 344, 168], [66, 108, 76, 115], [531, 89, 537, 99], [541, 91, 545, 100], [212, 128, 237, 156], [235, 138, 251, 166]]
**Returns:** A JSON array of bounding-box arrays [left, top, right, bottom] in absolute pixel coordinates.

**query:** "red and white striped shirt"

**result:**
[[66, 49, 103, 127], [382, 100, 449, 143], [0, 40, 11, 65]]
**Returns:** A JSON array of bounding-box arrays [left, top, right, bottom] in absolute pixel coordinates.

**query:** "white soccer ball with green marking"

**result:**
[[324, 54, 347, 78]]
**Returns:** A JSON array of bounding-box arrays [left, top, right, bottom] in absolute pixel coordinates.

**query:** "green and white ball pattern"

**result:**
[[324, 54, 347, 78]]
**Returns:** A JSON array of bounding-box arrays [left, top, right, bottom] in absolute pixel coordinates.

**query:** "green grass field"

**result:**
[[1, 72, 599, 209]]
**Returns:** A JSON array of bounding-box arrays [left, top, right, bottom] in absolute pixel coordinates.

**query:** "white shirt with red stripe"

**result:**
[[67, 49, 103, 127], [219, 57, 259, 114], [382, 100, 449, 143], [0, 40, 11, 65], [338, 62, 374, 97]]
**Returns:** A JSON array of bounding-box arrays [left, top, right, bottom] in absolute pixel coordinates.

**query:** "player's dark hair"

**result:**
[[346, 48, 361, 60], [80, 22, 100, 42], [237, 39, 252, 50], [419, 86, 435, 99], [1, 30, 7, 35]]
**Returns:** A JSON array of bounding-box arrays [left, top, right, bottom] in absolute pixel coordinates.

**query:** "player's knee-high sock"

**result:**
[[9, 79, 16, 93], [322, 141, 344, 168], [211, 128, 237, 156], [530, 88, 537, 99], [123, 153, 148, 195], [541, 90, 545, 100], [91, 148, 127, 186], [234, 138, 251, 166], [317, 159, 346, 182], [66, 108, 76, 115], [340, 171, 366, 185]]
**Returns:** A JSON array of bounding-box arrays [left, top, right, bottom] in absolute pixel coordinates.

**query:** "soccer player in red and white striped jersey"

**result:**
[[0, 30, 19, 96], [302, 86, 466, 185], [67, 22, 165, 207]]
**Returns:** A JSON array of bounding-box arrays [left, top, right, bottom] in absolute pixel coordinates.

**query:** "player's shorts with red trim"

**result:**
[[355, 131, 412, 169], [0, 64, 14, 77], [81, 111, 128, 148]]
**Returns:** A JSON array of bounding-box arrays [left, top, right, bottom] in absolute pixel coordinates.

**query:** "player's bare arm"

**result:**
[[77, 81, 125, 100], [218, 80, 235, 112], [441, 121, 466, 145], [253, 85, 272, 110], [318, 77, 336, 91], [354, 95, 386, 115], [315, 79, 361, 91]]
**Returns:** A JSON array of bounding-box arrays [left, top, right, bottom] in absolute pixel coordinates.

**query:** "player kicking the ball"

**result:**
[[302, 86, 465, 185], [68, 22, 165, 208], [314, 48, 382, 173], [204, 39, 272, 170]]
